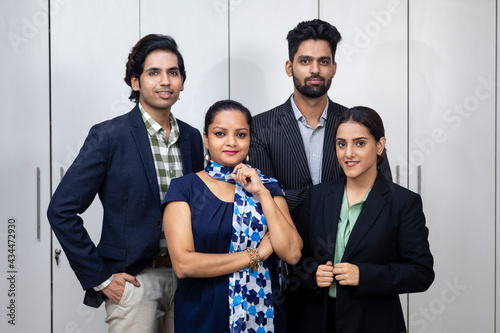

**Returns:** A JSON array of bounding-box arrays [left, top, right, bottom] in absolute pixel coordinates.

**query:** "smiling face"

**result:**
[[204, 109, 250, 167], [335, 121, 386, 184], [131, 50, 183, 114], [286, 39, 336, 99]]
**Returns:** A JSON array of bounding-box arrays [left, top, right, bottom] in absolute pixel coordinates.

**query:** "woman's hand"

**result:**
[[231, 163, 267, 195], [315, 261, 334, 288], [255, 232, 274, 261], [333, 262, 359, 286]]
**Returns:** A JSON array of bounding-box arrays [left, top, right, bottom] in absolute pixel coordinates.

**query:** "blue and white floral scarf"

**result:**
[[205, 160, 285, 333]]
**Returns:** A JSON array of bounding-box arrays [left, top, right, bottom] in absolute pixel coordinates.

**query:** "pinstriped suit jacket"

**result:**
[[249, 96, 392, 221]]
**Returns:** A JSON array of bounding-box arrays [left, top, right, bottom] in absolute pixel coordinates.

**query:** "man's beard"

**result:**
[[293, 74, 332, 98]]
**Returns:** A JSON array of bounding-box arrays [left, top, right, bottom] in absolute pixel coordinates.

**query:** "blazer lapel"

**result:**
[[342, 173, 389, 261], [176, 121, 192, 175], [279, 98, 312, 184], [322, 100, 345, 182], [129, 106, 161, 205], [323, 180, 345, 260]]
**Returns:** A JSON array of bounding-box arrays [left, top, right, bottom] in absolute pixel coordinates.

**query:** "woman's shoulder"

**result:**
[[164, 173, 202, 202], [170, 172, 200, 186], [263, 181, 284, 197], [309, 177, 344, 195]]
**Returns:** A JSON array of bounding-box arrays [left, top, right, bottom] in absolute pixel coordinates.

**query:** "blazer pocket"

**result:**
[[97, 243, 127, 261]]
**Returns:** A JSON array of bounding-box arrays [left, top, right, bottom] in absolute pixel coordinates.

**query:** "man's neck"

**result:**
[[142, 105, 171, 131], [293, 92, 328, 128]]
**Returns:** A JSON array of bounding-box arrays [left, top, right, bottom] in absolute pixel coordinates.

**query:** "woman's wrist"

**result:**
[[245, 248, 262, 271], [253, 187, 270, 200]]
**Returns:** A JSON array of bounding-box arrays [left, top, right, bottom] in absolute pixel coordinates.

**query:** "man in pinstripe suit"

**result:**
[[249, 19, 391, 332]]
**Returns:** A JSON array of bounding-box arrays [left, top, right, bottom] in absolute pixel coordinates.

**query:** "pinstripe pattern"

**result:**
[[249, 96, 392, 221]]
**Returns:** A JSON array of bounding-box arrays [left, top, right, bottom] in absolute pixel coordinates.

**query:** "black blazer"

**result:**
[[47, 105, 204, 307], [249, 96, 392, 221], [295, 173, 434, 333]]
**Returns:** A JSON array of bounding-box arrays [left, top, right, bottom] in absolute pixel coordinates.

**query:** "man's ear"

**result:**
[[285, 60, 293, 77]]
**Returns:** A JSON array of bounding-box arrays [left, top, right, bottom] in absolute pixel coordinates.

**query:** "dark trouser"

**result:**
[[326, 296, 337, 333], [284, 287, 306, 333]]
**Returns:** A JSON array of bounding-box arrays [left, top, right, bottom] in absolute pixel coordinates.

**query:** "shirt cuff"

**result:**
[[93, 275, 114, 291]]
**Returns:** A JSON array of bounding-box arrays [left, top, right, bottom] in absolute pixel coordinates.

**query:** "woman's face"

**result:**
[[335, 121, 385, 182], [204, 109, 250, 167]]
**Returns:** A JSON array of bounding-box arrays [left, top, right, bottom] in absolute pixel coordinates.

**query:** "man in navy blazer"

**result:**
[[249, 19, 391, 332], [47, 34, 203, 332]]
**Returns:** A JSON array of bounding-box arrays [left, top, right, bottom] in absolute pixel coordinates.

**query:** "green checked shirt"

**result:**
[[140, 104, 183, 255]]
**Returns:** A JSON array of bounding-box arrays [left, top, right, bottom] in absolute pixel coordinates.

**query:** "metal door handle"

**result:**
[[37, 168, 40, 241], [55, 249, 62, 265]]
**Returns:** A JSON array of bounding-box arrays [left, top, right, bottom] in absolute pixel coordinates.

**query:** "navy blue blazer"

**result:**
[[47, 105, 204, 307], [295, 172, 434, 333]]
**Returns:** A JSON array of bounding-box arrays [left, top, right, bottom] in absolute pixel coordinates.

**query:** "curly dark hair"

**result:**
[[287, 19, 342, 62], [124, 34, 186, 103]]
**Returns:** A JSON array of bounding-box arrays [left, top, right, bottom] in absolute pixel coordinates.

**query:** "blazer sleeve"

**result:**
[[291, 187, 329, 294], [249, 122, 309, 221], [47, 124, 113, 290], [178, 120, 204, 174], [356, 192, 435, 296]]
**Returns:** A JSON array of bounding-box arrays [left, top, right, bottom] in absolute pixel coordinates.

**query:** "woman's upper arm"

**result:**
[[163, 201, 195, 262], [273, 195, 296, 229]]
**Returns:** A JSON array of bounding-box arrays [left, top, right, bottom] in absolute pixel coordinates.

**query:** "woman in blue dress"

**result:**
[[162, 100, 303, 333]]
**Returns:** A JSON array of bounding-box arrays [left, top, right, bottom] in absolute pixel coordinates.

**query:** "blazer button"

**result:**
[[154, 220, 161, 226]]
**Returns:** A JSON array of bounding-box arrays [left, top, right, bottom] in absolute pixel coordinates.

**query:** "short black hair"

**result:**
[[124, 34, 186, 103], [287, 19, 342, 62]]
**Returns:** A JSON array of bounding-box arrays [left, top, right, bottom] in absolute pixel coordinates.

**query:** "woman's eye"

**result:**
[[356, 141, 365, 147], [215, 132, 225, 137], [236, 133, 247, 138], [337, 142, 346, 148]]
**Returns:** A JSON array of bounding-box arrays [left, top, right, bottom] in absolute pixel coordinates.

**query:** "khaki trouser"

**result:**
[[105, 266, 177, 333]]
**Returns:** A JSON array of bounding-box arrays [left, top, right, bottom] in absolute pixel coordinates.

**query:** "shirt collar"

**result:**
[[290, 95, 329, 122], [139, 103, 180, 142], [339, 186, 372, 221]]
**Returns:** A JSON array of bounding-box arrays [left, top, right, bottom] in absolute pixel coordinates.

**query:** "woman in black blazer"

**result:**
[[294, 106, 434, 333]]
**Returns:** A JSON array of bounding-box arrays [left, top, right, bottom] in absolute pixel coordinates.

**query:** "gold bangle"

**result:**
[[247, 248, 262, 271], [253, 248, 262, 270], [245, 248, 255, 269]]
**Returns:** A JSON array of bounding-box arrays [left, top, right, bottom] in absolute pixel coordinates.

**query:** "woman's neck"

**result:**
[[345, 168, 377, 206]]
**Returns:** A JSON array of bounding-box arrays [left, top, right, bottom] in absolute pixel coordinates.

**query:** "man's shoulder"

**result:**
[[253, 99, 292, 122], [176, 118, 201, 142], [327, 99, 348, 115], [90, 107, 137, 132]]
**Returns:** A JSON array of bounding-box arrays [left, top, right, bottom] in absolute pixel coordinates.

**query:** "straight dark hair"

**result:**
[[333, 106, 387, 165], [204, 100, 253, 135]]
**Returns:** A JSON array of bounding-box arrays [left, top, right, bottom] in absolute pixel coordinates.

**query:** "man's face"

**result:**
[[131, 50, 184, 114], [286, 39, 336, 98]]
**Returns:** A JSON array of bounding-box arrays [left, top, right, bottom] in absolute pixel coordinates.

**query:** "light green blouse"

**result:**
[[329, 187, 371, 298]]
